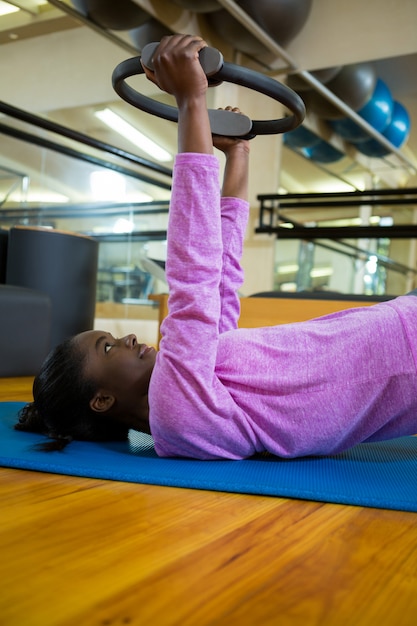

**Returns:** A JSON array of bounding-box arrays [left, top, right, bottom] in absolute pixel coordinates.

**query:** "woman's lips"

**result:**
[[139, 344, 155, 358]]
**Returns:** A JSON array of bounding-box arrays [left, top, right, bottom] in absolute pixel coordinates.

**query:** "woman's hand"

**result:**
[[212, 107, 250, 158], [142, 34, 212, 154], [141, 34, 208, 106], [213, 108, 250, 200]]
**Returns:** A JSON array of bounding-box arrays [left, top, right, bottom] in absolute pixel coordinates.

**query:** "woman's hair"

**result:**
[[15, 337, 129, 451]]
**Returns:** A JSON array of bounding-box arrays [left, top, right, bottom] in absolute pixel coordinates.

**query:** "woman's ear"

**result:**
[[90, 392, 115, 414]]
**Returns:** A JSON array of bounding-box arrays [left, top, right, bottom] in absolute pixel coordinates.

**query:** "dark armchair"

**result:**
[[0, 284, 51, 377], [0, 226, 99, 377]]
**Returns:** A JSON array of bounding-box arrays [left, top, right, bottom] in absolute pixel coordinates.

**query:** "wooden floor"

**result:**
[[1, 377, 417, 626]]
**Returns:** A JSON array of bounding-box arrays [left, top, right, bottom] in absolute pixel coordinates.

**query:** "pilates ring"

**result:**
[[112, 42, 306, 139]]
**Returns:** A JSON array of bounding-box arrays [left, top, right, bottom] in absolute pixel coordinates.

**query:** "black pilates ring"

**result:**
[[112, 43, 305, 140]]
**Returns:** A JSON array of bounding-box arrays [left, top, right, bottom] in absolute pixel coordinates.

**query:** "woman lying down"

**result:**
[[16, 35, 417, 459]]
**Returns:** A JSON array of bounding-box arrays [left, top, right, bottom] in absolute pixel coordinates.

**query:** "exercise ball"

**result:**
[[237, 0, 313, 48], [287, 66, 342, 92], [330, 79, 393, 142], [70, 0, 149, 30], [206, 9, 269, 56], [129, 18, 173, 52], [356, 101, 411, 157], [171, 0, 221, 12], [303, 140, 345, 163], [302, 63, 377, 119], [284, 125, 321, 149], [206, 0, 312, 56], [6, 227, 99, 351]]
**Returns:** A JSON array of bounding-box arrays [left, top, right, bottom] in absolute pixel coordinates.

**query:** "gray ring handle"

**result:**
[[112, 42, 306, 139]]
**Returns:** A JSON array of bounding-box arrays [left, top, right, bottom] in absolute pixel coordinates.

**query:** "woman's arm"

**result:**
[[145, 36, 255, 458], [141, 34, 213, 155], [213, 113, 250, 201], [143, 35, 223, 369], [144, 43, 251, 335], [213, 121, 250, 332]]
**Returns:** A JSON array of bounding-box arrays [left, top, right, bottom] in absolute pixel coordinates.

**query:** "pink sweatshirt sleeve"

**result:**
[[160, 153, 248, 366], [219, 196, 247, 332]]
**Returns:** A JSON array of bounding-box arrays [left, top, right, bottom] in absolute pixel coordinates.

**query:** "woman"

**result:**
[[16, 35, 417, 459]]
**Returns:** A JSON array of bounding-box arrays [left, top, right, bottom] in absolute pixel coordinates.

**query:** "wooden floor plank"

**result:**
[[0, 376, 33, 401]]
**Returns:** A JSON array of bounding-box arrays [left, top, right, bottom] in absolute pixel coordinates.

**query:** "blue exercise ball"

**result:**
[[129, 18, 173, 52], [356, 101, 411, 157], [330, 79, 393, 142], [302, 63, 377, 119], [206, 0, 312, 56], [284, 125, 321, 149], [70, 0, 149, 30], [171, 0, 221, 12], [303, 140, 345, 163]]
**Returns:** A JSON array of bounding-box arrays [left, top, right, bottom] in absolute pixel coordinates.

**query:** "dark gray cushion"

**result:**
[[0, 285, 51, 377], [6, 227, 98, 351]]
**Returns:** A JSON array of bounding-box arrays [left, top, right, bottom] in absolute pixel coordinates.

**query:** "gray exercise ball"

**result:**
[[129, 18, 173, 52], [171, 0, 221, 12], [237, 0, 313, 48], [301, 63, 377, 119], [70, 0, 149, 30], [206, 9, 269, 56], [206, 0, 312, 56]]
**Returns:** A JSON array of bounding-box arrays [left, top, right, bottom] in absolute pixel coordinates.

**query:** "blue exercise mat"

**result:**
[[1, 402, 416, 511]]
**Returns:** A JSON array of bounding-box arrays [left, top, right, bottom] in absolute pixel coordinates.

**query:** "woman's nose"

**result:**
[[123, 334, 137, 349]]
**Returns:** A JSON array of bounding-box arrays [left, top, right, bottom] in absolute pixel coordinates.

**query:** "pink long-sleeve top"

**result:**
[[148, 153, 417, 459]]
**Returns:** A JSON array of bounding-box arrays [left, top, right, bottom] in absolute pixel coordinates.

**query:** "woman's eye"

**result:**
[[105, 344, 113, 353]]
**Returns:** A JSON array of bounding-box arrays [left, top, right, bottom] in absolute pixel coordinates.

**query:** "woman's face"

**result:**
[[74, 330, 157, 404]]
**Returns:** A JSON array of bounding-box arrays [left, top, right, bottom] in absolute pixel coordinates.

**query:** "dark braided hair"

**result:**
[[15, 337, 129, 451]]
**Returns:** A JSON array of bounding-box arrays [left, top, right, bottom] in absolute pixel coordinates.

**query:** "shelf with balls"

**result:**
[[57, 0, 415, 188]]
